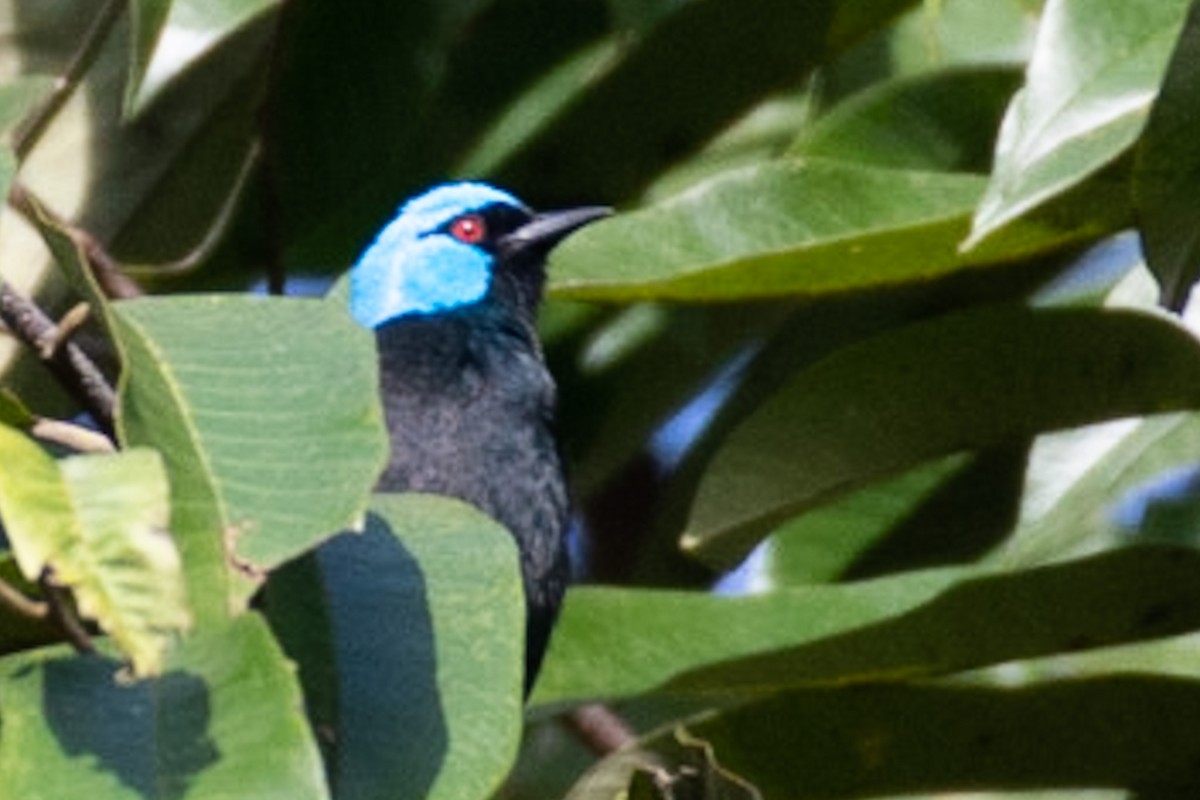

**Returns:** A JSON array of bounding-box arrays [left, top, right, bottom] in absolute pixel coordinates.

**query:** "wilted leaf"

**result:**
[[0, 424, 187, 675], [112, 295, 387, 625], [0, 615, 328, 799], [685, 306, 1200, 569], [966, 0, 1193, 247]]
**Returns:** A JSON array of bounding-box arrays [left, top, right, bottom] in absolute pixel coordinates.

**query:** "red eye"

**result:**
[[449, 214, 487, 244]]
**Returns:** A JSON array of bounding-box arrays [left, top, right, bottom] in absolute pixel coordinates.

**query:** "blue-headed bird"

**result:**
[[348, 182, 608, 689]]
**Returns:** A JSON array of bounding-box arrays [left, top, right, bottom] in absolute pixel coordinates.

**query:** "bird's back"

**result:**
[[375, 308, 570, 679]]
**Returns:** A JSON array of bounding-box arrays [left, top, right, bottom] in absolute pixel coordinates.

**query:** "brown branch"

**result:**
[[0, 282, 116, 436], [31, 417, 116, 453], [0, 576, 49, 621], [563, 703, 638, 757], [7, 182, 143, 300], [10, 0, 126, 160], [39, 568, 96, 656]]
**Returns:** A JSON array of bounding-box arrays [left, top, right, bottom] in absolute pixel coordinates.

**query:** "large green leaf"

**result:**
[[535, 546, 1200, 704], [574, 677, 1200, 797], [111, 295, 387, 625], [548, 160, 1102, 303], [126, 0, 279, 115], [965, 0, 1193, 247], [0, 425, 187, 675], [491, 0, 919, 204], [684, 305, 1200, 569], [1133, 0, 1200, 311], [791, 66, 1023, 172], [0, 615, 328, 799], [268, 494, 525, 800]]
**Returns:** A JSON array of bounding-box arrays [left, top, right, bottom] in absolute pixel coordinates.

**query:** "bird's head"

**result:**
[[349, 182, 609, 329]]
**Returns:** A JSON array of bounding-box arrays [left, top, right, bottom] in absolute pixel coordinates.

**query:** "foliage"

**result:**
[[2, 0, 1200, 798]]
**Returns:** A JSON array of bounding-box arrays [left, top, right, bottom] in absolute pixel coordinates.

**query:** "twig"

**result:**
[[39, 568, 95, 655], [31, 417, 116, 453], [0, 575, 49, 621], [257, 5, 291, 296], [7, 182, 143, 300], [563, 703, 638, 756], [0, 282, 116, 436], [10, 0, 126, 160]]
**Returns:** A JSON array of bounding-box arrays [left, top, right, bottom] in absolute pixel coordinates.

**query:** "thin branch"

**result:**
[[7, 182, 143, 300], [0, 282, 116, 436], [121, 142, 261, 280], [11, 0, 126, 160], [0, 576, 49, 621], [563, 703, 638, 757], [39, 569, 96, 655], [31, 417, 116, 453], [257, 5, 292, 296]]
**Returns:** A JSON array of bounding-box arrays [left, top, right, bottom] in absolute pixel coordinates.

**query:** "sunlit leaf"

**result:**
[[0, 425, 187, 675], [0, 615, 328, 799], [126, 0, 279, 115], [1133, 0, 1200, 311], [966, 0, 1192, 247], [549, 160, 1111, 303], [111, 295, 387, 625]]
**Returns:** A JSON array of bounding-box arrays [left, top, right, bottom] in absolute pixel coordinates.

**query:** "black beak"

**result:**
[[499, 206, 612, 259]]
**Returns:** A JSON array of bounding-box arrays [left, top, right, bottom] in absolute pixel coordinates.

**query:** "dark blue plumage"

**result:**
[[349, 182, 608, 688]]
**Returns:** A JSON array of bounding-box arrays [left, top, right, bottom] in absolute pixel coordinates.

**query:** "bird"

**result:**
[[348, 181, 609, 690]]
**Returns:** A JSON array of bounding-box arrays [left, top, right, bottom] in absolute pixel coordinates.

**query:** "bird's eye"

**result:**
[[448, 214, 487, 245]]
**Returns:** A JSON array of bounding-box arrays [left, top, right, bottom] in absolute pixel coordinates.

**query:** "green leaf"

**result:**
[[1133, 0, 1200, 311], [111, 295, 387, 626], [492, 0, 919, 204], [684, 305, 1200, 569], [791, 66, 1023, 172], [764, 449, 1025, 585], [997, 411, 1200, 567], [548, 160, 1102, 303], [591, 677, 1200, 797], [270, 494, 525, 800], [126, 0, 280, 115], [0, 146, 13, 208], [0, 615, 328, 799], [10, 2, 269, 285], [0, 425, 187, 675], [966, 0, 1193, 248], [0, 75, 55, 138], [535, 546, 1200, 704], [126, 0, 175, 113]]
